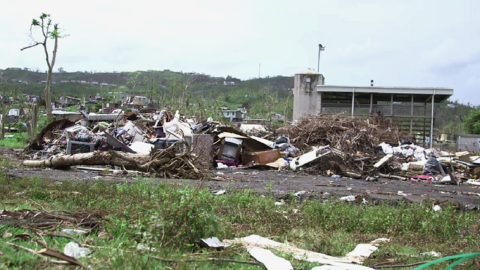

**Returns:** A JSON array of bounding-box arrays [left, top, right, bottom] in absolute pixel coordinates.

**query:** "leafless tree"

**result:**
[[21, 13, 67, 124]]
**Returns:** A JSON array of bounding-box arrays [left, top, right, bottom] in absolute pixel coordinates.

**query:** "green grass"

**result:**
[[1, 175, 480, 269], [0, 132, 28, 148]]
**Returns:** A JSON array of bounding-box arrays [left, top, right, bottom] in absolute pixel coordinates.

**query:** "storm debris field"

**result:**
[[2, 109, 480, 269], [17, 107, 480, 192]]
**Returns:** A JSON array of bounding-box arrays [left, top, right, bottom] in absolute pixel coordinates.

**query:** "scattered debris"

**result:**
[[13, 109, 480, 185], [200, 237, 229, 249], [0, 209, 103, 230], [136, 243, 157, 252], [345, 238, 390, 259], [248, 247, 293, 270], [63, 242, 92, 259], [61, 229, 88, 235], [214, 190, 226, 195], [420, 251, 442, 258], [223, 234, 387, 268], [340, 196, 356, 202]]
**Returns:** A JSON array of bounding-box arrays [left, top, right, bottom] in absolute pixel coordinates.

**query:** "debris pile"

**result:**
[[278, 114, 404, 153], [18, 108, 219, 179], [11, 105, 480, 184], [277, 114, 409, 178]]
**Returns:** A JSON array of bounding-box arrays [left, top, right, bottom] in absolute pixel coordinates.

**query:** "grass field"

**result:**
[[0, 132, 28, 148], [1, 174, 480, 269]]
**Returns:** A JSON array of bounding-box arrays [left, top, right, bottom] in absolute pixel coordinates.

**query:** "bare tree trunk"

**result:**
[[0, 114, 4, 140], [23, 151, 153, 169], [29, 102, 39, 138], [43, 31, 58, 124], [45, 72, 53, 123]]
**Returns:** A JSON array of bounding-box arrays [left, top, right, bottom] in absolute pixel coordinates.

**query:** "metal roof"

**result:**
[[316, 85, 453, 103]]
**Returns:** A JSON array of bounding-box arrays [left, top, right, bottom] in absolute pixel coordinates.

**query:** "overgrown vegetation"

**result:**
[[464, 108, 480, 134], [0, 132, 29, 148], [1, 174, 480, 269]]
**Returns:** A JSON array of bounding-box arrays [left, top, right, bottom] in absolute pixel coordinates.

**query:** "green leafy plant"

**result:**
[[465, 108, 480, 134]]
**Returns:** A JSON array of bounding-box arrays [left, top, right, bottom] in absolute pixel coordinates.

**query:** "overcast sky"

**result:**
[[1, 0, 479, 104]]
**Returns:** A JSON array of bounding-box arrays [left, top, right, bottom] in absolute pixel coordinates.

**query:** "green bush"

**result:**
[[465, 109, 480, 134]]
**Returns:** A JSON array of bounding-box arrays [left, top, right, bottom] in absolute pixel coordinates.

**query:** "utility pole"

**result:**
[[317, 44, 326, 73], [259, 63, 261, 78]]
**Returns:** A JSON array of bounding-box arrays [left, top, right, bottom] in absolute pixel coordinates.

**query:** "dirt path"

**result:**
[[3, 148, 480, 208]]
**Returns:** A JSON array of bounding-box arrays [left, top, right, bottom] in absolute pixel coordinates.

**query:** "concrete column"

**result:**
[[390, 94, 394, 116], [351, 88, 355, 117], [430, 91, 435, 149], [318, 92, 322, 114], [292, 70, 323, 120], [410, 95, 414, 135], [369, 93, 373, 114]]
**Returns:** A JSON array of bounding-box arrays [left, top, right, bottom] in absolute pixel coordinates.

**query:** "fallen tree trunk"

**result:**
[[23, 151, 152, 169], [23, 149, 207, 179]]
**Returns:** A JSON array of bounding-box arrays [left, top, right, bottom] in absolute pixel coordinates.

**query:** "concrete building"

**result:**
[[293, 70, 453, 147], [59, 96, 81, 107], [221, 108, 247, 122]]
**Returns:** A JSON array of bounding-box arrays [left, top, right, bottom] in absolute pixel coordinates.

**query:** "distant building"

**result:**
[[52, 110, 83, 122], [128, 96, 151, 106], [102, 102, 122, 113], [59, 96, 81, 107], [221, 108, 247, 122], [223, 81, 235, 86], [6, 108, 23, 123], [271, 113, 286, 122]]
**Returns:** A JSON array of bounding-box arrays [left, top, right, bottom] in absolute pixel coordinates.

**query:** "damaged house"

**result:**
[[59, 96, 81, 108], [221, 107, 247, 122]]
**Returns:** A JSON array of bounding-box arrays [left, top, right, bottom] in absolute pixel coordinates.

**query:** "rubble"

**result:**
[[276, 114, 410, 178], [15, 107, 480, 184]]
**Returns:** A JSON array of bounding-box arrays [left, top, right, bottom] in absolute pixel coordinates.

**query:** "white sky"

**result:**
[[1, 0, 479, 104]]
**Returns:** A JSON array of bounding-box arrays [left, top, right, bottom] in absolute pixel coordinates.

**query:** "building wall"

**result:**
[[292, 71, 325, 120], [457, 134, 480, 152]]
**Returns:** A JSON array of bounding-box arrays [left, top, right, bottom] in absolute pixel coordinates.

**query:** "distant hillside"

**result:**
[[1, 67, 473, 138], [0, 67, 294, 119], [0, 67, 293, 96]]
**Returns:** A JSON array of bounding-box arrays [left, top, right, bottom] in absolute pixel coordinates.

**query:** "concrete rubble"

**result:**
[[17, 111, 480, 184]]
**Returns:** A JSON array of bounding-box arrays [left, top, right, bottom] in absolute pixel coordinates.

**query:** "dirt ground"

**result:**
[[3, 148, 480, 209]]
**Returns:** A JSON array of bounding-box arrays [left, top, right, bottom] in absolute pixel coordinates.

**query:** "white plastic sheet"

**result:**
[[248, 247, 293, 270]]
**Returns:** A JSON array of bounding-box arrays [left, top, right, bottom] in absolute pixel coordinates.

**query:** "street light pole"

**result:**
[[317, 44, 325, 73]]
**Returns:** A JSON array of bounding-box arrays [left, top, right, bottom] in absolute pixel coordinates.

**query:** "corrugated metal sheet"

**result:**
[[457, 134, 480, 152]]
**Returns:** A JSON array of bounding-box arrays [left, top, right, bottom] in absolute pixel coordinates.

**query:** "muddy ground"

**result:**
[[3, 148, 480, 208]]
